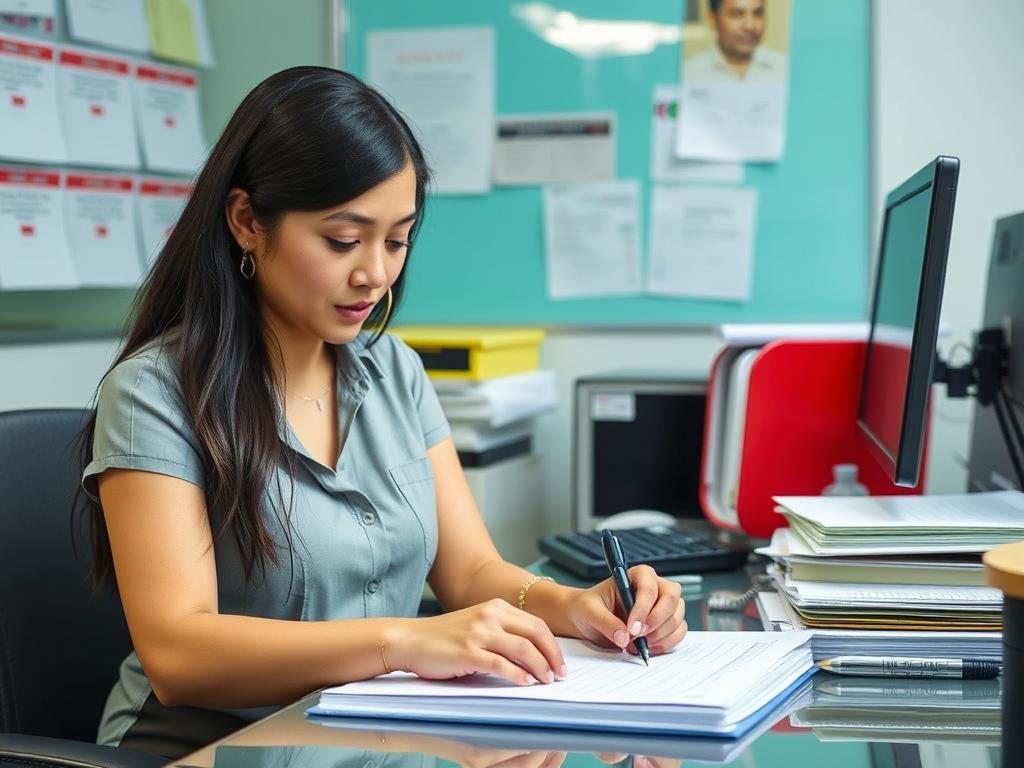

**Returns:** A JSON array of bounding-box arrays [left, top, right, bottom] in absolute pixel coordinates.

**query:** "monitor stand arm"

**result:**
[[934, 327, 1024, 490]]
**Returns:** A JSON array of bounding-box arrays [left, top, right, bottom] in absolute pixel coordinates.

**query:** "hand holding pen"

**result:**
[[558, 530, 687, 658], [601, 529, 651, 665]]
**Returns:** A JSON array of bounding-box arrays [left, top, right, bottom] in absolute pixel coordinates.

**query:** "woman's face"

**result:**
[[250, 161, 418, 346]]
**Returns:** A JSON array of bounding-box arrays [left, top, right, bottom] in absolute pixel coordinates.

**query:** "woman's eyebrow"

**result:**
[[320, 210, 417, 226]]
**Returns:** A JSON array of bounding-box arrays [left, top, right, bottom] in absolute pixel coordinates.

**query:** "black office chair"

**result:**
[[0, 409, 164, 768]]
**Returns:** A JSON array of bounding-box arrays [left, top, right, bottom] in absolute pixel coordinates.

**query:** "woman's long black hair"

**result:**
[[76, 66, 431, 590]]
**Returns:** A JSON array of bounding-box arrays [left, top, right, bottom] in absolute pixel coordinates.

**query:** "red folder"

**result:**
[[701, 339, 928, 539]]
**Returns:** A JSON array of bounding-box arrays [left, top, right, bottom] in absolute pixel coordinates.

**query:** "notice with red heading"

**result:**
[[0, 166, 77, 289]]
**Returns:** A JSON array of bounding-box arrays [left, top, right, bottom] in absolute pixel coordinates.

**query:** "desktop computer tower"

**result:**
[[572, 372, 707, 533]]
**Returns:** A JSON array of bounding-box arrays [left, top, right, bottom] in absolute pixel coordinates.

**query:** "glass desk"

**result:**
[[170, 561, 1002, 768]]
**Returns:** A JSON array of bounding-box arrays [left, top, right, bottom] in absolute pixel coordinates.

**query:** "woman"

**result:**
[[78, 66, 687, 759]]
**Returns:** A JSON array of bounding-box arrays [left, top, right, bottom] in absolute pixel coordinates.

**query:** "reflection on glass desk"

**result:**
[[796, 675, 1002, 744], [170, 563, 1003, 768]]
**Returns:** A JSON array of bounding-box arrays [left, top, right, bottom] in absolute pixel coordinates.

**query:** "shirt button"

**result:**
[[366, 579, 380, 594], [362, 511, 377, 525], [363, 761, 375, 768]]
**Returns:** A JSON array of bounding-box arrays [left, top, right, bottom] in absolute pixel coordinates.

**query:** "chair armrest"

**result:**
[[0, 733, 168, 768]]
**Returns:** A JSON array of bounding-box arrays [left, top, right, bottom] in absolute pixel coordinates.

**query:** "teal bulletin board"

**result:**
[[345, 0, 870, 326]]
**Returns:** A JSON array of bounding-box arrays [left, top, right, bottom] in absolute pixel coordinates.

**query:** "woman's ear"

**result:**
[[224, 187, 263, 252]]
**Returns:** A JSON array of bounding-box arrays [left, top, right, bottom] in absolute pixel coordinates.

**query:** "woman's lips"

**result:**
[[334, 301, 373, 322]]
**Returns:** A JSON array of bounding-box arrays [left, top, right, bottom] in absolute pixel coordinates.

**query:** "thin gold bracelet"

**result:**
[[517, 575, 554, 611], [379, 641, 392, 675]]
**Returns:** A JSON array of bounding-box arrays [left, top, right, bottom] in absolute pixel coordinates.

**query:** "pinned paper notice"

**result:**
[[647, 185, 757, 302], [367, 26, 494, 195], [57, 45, 140, 168], [651, 85, 742, 183], [495, 113, 614, 186], [66, 0, 149, 54], [144, 0, 214, 67], [0, 34, 67, 164], [133, 60, 206, 173], [0, 166, 78, 289], [543, 180, 643, 299], [136, 176, 190, 266], [63, 172, 141, 287]]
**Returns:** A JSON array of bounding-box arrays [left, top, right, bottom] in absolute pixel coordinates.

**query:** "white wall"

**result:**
[[4, 0, 1023, 527], [873, 0, 1024, 494], [0, 339, 119, 411]]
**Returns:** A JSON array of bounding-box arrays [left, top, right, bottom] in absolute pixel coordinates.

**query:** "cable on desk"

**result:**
[[707, 573, 775, 611]]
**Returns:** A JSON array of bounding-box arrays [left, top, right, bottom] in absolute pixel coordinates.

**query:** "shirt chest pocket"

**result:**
[[388, 456, 438, 569]]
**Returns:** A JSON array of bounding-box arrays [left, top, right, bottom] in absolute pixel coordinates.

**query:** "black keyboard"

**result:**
[[538, 526, 750, 580]]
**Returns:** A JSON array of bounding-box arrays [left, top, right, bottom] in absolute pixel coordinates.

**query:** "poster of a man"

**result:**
[[675, 0, 791, 161], [685, 0, 788, 83]]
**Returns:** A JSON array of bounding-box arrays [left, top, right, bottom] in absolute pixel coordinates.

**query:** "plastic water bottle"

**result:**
[[822, 463, 869, 496]]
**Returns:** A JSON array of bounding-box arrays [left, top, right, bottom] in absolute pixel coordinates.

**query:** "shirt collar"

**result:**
[[337, 331, 387, 383], [710, 42, 773, 74], [276, 333, 385, 466]]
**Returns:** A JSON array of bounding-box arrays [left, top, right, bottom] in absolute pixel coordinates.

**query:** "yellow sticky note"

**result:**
[[146, 0, 200, 66]]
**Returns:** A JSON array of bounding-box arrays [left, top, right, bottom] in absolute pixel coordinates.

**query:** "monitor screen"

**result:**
[[858, 156, 959, 487], [592, 391, 705, 520]]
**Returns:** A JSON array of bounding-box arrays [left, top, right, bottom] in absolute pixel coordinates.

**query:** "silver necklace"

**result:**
[[295, 385, 331, 412]]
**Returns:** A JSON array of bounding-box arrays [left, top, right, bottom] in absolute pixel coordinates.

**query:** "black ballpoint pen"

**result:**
[[601, 528, 650, 665]]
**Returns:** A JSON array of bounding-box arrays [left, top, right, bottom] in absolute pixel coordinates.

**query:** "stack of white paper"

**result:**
[[756, 591, 1003, 661], [433, 370, 557, 428], [779, 576, 1001, 610], [449, 419, 534, 454], [775, 491, 1024, 555], [717, 323, 870, 345], [754, 493, 1021, 655], [309, 632, 816, 737], [770, 569, 1002, 630]]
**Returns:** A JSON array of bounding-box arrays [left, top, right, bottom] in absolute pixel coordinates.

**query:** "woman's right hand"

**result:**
[[390, 598, 568, 686]]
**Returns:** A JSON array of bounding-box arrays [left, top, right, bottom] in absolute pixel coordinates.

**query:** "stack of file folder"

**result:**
[[757, 491, 1024, 661], [393, 327, 555, 467]]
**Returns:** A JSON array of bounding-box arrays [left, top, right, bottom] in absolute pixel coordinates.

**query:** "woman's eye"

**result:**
[[325, 238, 359, 252], [386, 240, 410, 252]]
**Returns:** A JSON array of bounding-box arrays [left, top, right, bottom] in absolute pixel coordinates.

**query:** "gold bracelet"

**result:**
[[379, 641, 392, 675], [517, 575, 554, 611]]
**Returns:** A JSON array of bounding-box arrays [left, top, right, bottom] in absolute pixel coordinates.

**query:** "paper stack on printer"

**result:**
[[432, 370, 557, 467], [756, 490, 1024, 661]]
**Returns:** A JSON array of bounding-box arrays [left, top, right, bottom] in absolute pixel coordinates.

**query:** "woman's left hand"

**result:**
[[564, 565, 687, 656]]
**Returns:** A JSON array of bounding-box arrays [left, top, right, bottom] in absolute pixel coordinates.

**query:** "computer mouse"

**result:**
[[595, 509, 677, 531]]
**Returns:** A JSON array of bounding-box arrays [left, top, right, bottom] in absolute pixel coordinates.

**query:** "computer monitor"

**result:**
[[572, 372, 706, 532], [968, 212, 1024, 492], [858, 155, 960, 488]]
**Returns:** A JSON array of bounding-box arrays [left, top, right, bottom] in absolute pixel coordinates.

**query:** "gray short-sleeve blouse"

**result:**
[[81, 330, 450, 752]]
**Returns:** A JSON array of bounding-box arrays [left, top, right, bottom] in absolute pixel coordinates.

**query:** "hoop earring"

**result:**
[[240, 249, 255, 279], [379, 287, 393, 327]]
